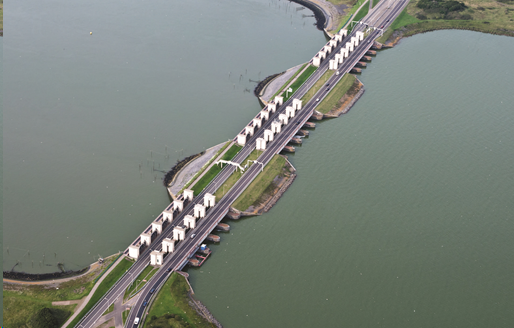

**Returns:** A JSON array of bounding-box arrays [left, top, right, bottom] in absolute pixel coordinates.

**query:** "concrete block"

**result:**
[[260, 110, 269, 121], [264, 129, 274, 142], [173, 200, 183, 212], [173, 226, 186, 241], [312, 56, 321, 67], [152, 221, 163, 235], [128, 245, 140, 259], [329, 59, 338, 70], [292, 98, 302, 110], [253, 117, 262, 129], [204, 193, 216, 208], [245, 125, 254, 137], [184, 214, 197, 229], [150, 251, 163, 266], [319, 50, 327, 60], [356, 31, 364, 41], [274, 96, 283, 106], [162, 238, 175, 253], [286, 106, 295, 118], [256, 137, 266, 150], [194, 204, 206, 219], [338, 28, 348, 37], [140, 233, 152, 246], [279, 113, 289, 125], [184, 189, 194, 202], [329, 39, 337, 47], [162, 210, 173, 222], [237, 133, 247, 146], [271, 121, 282, 134]]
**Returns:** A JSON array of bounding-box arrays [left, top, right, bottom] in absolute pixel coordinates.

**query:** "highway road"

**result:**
[[76, 1, 409, 327]]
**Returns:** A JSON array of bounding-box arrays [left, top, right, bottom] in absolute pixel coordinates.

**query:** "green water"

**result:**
[[187, 31, 514, 327], [2, 0, 324, 273], [3, 0, 514, 327]]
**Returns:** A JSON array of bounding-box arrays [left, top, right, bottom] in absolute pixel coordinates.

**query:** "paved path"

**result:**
[[261, 63, 305, 102], [3, 262, 101, 286], [62, 255, 126, 328]]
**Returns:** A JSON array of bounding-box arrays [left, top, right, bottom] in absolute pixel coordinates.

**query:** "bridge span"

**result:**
[[74, 1, 409, 327]]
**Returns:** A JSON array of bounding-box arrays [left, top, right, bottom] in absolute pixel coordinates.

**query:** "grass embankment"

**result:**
[[143, 272, 214, 328], [332, 0, 369, 33], [281, 65, 318, 102], [233, 155, 288, 211], [349, 0, 370, 32], [103, 303, 114, 315], [123, 265, 158, 301], [66, 258, 134, 328], [379, 0, 514, 44], [190, 144, 242, 196], [270, 63, 308, 101], [213, 149, 263, 201], [373, 0, 380, 8], [301, 70, 335, 104], [122, 310, 130, 325], [3, 255, 119, 328], [315, 74, 357, 114], [179, 141, 231, 194]]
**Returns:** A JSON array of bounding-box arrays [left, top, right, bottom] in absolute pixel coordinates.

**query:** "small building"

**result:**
[[173, 199, 184, 212], [245, 125, 254, 137], [162, 210, 173, 222], [194, 204, 206, 219], [162, 238, 175, 253], [150, 250, 164, 266], [237, 133, 247, 146], [140, 233, 152, 246], [128, 245, 140, 260], [152, 221, 163, 235], [256, 137, 266, 151], [184, 189, 194, 202], [271, 121, 282, 134], [292, 98, 302, 110], [279, 113, 289, 125], [173, 226, 186, 241], [204, 193, 216, 208], [264, 129, 274, 142], [253, 117, 262, 129], [274, 96, 283, 106]]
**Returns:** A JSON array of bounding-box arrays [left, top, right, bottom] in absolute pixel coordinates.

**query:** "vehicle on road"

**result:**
[[142, 301, 148, 307], [316, 98, 320, 102], [134, 317, 140, 325], [167, 267, 172, 272], [150, 288, 155, 294], [191, 233, 196, 239]]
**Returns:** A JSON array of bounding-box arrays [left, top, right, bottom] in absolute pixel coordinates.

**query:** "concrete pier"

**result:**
[[282, 146, 295, 153], [206, 234, 221, 242], [303, 122, 316, 128]]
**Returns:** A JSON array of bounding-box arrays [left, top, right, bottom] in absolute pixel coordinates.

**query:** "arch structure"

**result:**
[[216, 159, 245, 172]]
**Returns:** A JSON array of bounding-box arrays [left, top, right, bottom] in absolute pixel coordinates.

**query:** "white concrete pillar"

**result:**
[[245, 125, 254, 137], [128, 245, 140, 259], [184, 214, 197, 229], [274, 96, 283, 106], [334, 34, 342, 42], [150, 250, 164, 266], [173, 226, 186, 241], [194, 204, 206, 218], [279, 113, 289, 125], [329, 59, 338, 70], [338, 28, 348, 37], [162, 210, 173, 222], [162, 238, 175, 253], [237, 133, 246, 146], [256, 137, 266, 150], [341, 48, 349, 58], [319, 50, 327, 60], [335, 54, 343, 64], [292, 98, 302, 110], [260, 110, 269, 121], [140, 233, 152, 246], [184, 189, 194, 202], [271, 121, 282, 134], [268, 103, 277, 113], [347, 42, 354, 52], [253, 117, 262, 129], [152, 221, 163, 235], [356, 31, 364, 41], [351, 36, 359, 47], [329, 39, 337, 47], [323, 45, 332, 54], [285, 106, 295, 118], [264, 129, 274, 142], [204, 193, 216, 208], [312, 56, 321, 67], [173, 200, 183, 212]]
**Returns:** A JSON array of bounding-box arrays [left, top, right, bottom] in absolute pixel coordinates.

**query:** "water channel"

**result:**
[[3, 0, 514, 327]]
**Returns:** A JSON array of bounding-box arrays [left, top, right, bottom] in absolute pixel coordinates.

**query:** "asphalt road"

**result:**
[[77, 1, 409, 327]]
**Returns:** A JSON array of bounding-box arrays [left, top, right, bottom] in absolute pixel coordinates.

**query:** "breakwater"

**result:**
[[163, 153, 203, 187], [254, 71, 284, 97], [290, 0, 327, 30], [3, 266, 89, 282]]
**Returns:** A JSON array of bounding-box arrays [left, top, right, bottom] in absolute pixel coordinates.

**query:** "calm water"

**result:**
[[3, 1, 514, 328], [3, 0, 323, 273]]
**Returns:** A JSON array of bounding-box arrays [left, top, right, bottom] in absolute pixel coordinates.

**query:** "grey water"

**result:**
[[3, 1, 514, 328]]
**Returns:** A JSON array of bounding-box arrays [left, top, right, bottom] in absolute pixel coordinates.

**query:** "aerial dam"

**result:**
[[73, 1, 410, 327]]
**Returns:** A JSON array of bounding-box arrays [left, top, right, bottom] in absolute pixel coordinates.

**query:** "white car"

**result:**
[[191, 233, 196, 239], [134, 317, 140, 325]]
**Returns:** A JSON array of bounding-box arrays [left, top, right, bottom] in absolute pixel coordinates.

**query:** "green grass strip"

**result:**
[[190, 144, 242, 196], [372, 0, 380, 8], [377, 8, 421, 43], [333, 0, 368, 33], [94, 253, 122, 283], [301, 70, 335, 104], [67, 258, 134, 328], [270, 63, 308, 100], [143, 272, 213, 328], [348, 0, 370, 32], [315, 74, 356, 114], [124, 265, 157, 300], [281, 65, 318, 102], [233, 155, 287, 211]]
